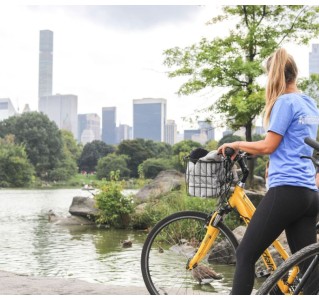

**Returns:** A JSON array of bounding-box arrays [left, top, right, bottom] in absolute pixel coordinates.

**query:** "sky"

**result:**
[[0, 3, 317, 139]]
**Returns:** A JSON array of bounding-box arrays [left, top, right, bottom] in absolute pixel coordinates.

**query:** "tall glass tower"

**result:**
[[38, 30, 53, 101], [102, 107, 117, 145], [133, 98, 167, 142]]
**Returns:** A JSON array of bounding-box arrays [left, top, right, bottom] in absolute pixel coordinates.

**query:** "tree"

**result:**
[[116, 139, 158, 178], [298, 73, 319, 141], [78, 140, 115, 173], [0, 135, 34, 187], [299, 73, 319, 105], [164, 5, 319, 186], [96, 153, 130, 180], [0, 112, 63, 178], [140, 157, 173, 179], [47, 131, 81, 181], [172, 140, 202, 155], [217, 134, 243, 147]]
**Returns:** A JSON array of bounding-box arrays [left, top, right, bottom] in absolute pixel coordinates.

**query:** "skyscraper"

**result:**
[[165, 119, 177, 145], [117, 124, 132, 143], [38, 30, 53, 101], [78, 113, 101, 144], [198, 121, 215, 141], [0, 98, 17, 121], [102, 107, 117, 145], [133, 98, 167, 142], [39, 94, 78, 138], [309, 44, 319, 75]]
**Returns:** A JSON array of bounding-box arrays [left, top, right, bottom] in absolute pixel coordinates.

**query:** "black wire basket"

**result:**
[[184, 156, 226, 198]]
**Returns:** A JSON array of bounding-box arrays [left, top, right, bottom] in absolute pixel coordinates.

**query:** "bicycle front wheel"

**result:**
[[141, 210, 238, 295], [257, 243, 319, 295]]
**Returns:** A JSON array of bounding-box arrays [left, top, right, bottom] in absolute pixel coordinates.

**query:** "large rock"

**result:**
[[134, 170, 184, 204], [69, 196, 100, 220], [47, 210, 96, 226]]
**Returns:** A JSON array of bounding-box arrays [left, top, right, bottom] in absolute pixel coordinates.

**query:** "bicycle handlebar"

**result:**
[[304, 137, 319, 152]]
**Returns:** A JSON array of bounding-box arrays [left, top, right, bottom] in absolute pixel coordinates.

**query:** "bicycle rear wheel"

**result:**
[[257, 243, 319, 295], [141, 210, 238, 295]]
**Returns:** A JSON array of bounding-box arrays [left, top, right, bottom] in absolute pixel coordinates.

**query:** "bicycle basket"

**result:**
[[184, 152, 225, 198]]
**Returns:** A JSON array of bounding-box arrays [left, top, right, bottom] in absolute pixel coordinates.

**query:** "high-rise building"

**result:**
[[117, 124, 132, 143], [184, 129, 201, 141], [133, 98, 167, 142], [78, 113, 101, 144], [39, 94, 78, 138], [0, 98, 17, 121], [198, 121, 215, 141], [309, 44, 319, 75], [165, 119, 177, 145], [102, 107, 117, 145], [38, 30, 53, 100]]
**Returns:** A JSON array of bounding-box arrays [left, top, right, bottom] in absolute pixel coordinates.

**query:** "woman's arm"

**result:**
[[217, 131, 282, 158]]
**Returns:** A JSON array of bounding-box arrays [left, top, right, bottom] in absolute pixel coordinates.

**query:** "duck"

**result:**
[[48, 209, 58, 222], [121, 240, 132, 248], [192, 264, 223, 284]]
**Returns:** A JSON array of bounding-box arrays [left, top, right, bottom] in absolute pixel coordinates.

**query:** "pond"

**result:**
[[0, 189, 147, 287]]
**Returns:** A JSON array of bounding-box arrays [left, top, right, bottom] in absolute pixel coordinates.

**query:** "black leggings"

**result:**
[[231, 186, 319, 295]]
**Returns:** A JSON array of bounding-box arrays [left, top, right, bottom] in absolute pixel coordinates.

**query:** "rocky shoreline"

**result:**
[[0, 270, 148, 295]]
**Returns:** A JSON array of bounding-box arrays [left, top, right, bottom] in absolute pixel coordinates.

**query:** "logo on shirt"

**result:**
[[298, 116, 319, 125]]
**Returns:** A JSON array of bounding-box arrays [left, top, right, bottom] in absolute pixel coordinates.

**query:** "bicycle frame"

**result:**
[[186, 174, 296, 294]]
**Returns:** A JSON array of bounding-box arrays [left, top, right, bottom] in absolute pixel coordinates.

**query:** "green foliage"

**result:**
[[254, 155, 269, 178], [78, 140, 115, 173], [95, 171, 134, 228], [172, 140, 202, 155], [298, 74, 319, 105], [0, 135, 34, 187], [96, 153, 130, 180], [48, 130, 81, 181], [205, 140, 218, 151], [217, 134, 243, 147], [131, 186, 217, 229], [0, 112, 63, 178], [117, 139, 172, 178], [140, 157, 173, 179]]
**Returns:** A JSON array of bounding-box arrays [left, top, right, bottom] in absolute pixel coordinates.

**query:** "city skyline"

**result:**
[[0, 4, 318, 139]]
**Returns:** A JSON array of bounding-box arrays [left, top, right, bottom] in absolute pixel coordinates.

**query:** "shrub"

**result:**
[[94, 171, 134, 228]]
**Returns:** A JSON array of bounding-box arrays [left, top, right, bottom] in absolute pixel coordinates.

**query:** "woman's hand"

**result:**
[[217, 141, 241, 160]]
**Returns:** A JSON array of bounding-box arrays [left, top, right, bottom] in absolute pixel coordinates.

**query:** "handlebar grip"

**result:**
[[225, 147, 235, 157], [304, 137, 319, 152]]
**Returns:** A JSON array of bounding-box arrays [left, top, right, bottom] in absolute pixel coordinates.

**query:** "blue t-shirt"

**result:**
[[268, 93, 319, 190]]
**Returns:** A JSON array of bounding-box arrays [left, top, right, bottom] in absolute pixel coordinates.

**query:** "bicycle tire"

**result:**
[[141, 210, 239, 295], [257, 243, 319, 295]]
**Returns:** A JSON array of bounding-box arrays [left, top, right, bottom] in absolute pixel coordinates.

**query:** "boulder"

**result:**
[[69, 196, 100, 220], [47, 210, 95, 226], [134, 170, 184, 204]]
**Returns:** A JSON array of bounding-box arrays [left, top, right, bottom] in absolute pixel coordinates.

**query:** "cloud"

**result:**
[[28, 5, 204, 31]]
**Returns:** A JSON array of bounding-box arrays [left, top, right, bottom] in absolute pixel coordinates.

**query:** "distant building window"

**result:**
[[0, 102, 8, 110]]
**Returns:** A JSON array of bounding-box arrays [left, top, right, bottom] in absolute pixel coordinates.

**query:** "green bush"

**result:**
[[131, 187, 217, 229], [94, 171, 134, 228]]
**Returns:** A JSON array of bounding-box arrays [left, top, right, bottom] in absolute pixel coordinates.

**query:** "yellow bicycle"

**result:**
[[141, 147, 291, 295]]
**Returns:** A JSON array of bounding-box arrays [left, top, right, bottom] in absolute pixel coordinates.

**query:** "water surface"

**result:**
[[0, 189, 147, 287]]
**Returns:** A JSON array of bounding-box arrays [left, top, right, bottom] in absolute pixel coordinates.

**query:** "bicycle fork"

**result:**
[[186, 211, 222, 270]]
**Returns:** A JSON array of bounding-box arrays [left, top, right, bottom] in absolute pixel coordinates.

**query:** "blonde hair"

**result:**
[[263, 48, 298, 126]]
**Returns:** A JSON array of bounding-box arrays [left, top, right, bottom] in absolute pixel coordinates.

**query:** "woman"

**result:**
[[218, 48, 319, 294]]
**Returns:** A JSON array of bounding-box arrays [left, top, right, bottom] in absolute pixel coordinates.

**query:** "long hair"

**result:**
[[263, 48, 298, 127]]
